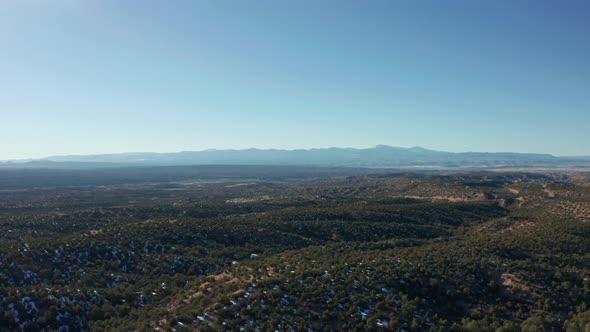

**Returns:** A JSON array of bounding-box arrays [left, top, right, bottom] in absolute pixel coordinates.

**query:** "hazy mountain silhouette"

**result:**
[[1, 145, 584, 169]]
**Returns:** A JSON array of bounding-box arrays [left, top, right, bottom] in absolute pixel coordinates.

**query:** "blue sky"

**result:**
[[1, 0, 589, 159]]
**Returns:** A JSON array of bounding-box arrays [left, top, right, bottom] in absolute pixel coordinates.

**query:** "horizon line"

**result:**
[[2, 145, 589, 162]]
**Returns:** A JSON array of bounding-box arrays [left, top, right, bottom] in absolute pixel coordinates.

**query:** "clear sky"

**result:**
[[1, 0, 589, 159]]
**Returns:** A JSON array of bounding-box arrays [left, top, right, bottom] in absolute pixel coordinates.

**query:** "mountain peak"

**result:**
[[374, 144, 395, 149]]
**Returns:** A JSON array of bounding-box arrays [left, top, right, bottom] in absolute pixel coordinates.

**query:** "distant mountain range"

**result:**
[[2, 146, 590, 169]]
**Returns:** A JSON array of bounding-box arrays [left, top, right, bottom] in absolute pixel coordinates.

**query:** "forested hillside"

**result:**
[[1, 170, 589, 331]]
